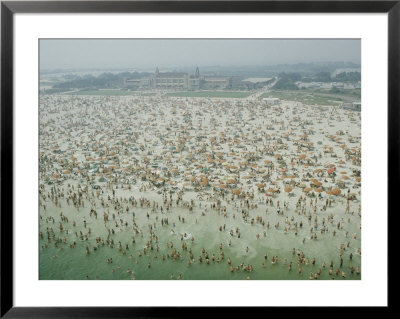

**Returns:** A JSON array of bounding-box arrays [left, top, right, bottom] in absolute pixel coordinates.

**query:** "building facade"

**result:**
[[125, 67, 233, 91], [125, 67, 201, 90]]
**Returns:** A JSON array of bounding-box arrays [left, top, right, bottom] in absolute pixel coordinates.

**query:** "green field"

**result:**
[[260, 87, 360, 106], [65, 90, 156, 96], [260, 90, 343, 106], [165, 91, 251, 98]]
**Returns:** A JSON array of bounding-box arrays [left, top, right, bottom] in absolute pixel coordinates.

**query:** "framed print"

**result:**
[[1, 0, 396, 316]]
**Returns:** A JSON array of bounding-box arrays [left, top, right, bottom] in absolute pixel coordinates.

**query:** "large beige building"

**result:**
[[125, 67, 232, 91], [125, 67, 201, 90], [151, 67, 200, 90]]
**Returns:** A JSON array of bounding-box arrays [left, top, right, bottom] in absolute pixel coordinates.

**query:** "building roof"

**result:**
[[155, 72, 186, 78], [263, 97, 280, 101], [204, 77, 230, 82], [243, 77, 273, 84]]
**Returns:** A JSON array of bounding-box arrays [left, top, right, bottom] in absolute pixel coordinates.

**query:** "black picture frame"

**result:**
[[1, 1, 395, 317]]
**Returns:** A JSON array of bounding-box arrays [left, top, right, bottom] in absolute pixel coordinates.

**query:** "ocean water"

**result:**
[[39, 187, 361, 280]]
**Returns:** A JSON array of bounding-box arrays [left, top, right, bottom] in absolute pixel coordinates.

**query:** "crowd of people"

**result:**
[[39, 93, 361, 280]]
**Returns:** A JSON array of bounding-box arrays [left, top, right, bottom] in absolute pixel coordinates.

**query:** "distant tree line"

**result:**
[[334, 72, 361, 82], [52, 72, 151, 90], [302, 71, 332, 83], [273, 71, 361, 90], [272, 73, 301, 90], [302, 71, 360, 83]]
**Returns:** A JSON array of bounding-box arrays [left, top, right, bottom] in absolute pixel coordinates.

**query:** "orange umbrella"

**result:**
[[331, 188, 341, 196], [232, 189, 241, 195]]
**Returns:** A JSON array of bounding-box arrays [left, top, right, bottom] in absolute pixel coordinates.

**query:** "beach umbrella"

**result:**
[[284, 186, 293, 193], [314, 188, 323, 193], [331, 188, 341, 196], [232, 189, 241, 195], [304, 187, 313, 193]]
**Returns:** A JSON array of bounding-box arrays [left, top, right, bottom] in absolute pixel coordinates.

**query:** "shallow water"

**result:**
[[39, 186, 361, 280]]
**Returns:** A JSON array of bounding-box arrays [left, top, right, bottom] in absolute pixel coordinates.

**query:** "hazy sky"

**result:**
[[40, 39, 360, 71]]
